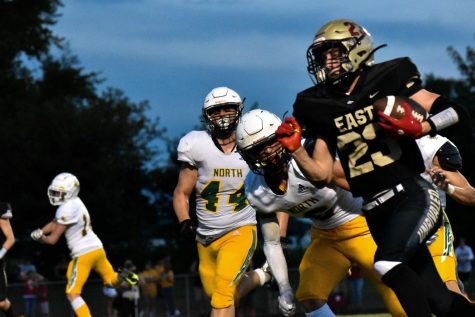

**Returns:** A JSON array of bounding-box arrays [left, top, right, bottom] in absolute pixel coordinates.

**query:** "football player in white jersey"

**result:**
[[0, 202, 15, 317], [417, 134, 475, 297], [173, 87, 258, 317], [31, 173, 138, 317]]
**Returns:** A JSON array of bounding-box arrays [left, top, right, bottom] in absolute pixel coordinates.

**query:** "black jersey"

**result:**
[[293, 57, 425, 198]]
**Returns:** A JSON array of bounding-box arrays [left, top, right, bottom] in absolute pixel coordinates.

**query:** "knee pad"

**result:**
[[374, 260, 401, 276]]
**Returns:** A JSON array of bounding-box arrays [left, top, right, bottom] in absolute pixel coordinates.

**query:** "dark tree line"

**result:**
[[1, 0, 475, 277]]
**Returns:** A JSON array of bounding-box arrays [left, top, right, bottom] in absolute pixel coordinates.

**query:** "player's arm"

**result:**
[[411, 89, 470, 137], [0, 218, 15, 258], [428, 166, 475, 206], [37, 220, 67, 245], [173, 162, 198, 238], [331, 159, 351, 191], [259, 213, 296, 315]]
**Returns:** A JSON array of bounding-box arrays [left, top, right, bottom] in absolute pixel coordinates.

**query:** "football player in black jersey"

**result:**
[[276, 19, 474, 317], [0, 202, 15, 317]]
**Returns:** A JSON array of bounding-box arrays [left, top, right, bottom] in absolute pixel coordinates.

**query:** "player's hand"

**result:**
[[278, 288, 296, 316], [275, 117, 302, 153], [377, 102, 423, 138], [31, 228, 44, 241], [427, 167, 450, 191], [179, 219, 197, 240]]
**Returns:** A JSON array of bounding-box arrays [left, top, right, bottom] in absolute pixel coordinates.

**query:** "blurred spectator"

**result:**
[[103, 286, 118, 317], [347, 263, 364, 312], [139, 261, 159, 317], [22, 270, 39, 317], [455, 238, 474, 293], [37, 274, 49, 317], [18, 258, 37, 281], [154, 259, 165, 314], [114, 260, 140, 317], [160, 257, 180, 317]]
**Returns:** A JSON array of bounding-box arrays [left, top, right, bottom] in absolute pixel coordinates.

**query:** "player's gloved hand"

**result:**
[[377, 102, 423, 138], [278, 288, 296, 316], [275, 117, 302, 153], [179, 219, 197, 240], [30, 228, 44, 241]]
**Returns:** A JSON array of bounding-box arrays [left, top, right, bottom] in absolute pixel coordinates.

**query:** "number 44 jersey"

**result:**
[[177, 131, 257, 240]]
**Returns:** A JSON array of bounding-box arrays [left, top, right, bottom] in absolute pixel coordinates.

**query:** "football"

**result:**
[[373, 95, 427, 123]]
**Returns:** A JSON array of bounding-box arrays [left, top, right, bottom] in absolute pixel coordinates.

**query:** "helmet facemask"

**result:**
[[203, 103, 242, 138], [307, 38, 360, 86], [47, 173, 80, 206], [239, 135, 291, 175]]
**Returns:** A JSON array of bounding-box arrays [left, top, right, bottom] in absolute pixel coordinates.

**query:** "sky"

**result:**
[[52, 0, 475, 147]]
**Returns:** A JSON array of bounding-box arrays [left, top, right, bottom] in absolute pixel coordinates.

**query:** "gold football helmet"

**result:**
[[307, 19, 377, 85]]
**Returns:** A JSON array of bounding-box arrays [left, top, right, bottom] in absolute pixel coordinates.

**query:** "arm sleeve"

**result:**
[[259, 214, 291, 293]]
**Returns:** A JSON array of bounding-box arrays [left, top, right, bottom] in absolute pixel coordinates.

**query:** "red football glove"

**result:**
[[275, 117, 302, 153], [377, 101, 423, 138]]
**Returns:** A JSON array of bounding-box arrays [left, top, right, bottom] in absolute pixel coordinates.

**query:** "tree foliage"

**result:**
[[424, 38, 475, 244], [0, 0, 174, 275]]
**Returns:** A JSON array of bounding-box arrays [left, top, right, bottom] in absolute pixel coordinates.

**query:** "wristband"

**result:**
[[0, 247, 7, 259], [446, 184, 455, 195], [428, 108, 459, 134]]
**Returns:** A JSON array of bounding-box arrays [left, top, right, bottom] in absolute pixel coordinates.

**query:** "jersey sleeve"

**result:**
[[55, 203, 80, 225], [177, 132, 198, 167], [392, 57, 422, 96], [0, 202, 12, 219]]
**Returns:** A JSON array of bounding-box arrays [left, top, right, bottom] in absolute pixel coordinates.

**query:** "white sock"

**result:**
[[305, 303, 336, 317], [254, 268, 270, 286]]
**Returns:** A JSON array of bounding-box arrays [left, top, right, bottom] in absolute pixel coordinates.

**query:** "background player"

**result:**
[[30, 172, 138, 317], [173, 87, 257, 317]]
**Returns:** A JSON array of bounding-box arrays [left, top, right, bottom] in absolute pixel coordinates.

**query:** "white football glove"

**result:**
[[31, 229, 44, 241], [278, 288, 296, 316]]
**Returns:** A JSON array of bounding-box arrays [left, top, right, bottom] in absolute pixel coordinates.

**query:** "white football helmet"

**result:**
[[236, 109, 290, 173], [47, 172, 80, 206], [306, 19, 377, 86], [202, 87, 243, 137]]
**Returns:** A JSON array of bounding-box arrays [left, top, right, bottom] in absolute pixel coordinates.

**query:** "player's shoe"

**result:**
[[118, 267, 139, 286]]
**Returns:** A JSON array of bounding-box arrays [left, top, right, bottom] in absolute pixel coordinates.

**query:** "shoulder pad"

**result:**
[[436, 141, 462, 171]]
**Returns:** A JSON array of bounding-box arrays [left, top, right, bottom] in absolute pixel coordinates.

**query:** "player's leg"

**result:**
[[0, 260, 14, 317], [211, 225, 257, 317], [295, 226, 351, 317], [65, 253, 95, 317], [349, 217, 406, 317], [427, 211, 463, 295], [236, 261, 270, 299]]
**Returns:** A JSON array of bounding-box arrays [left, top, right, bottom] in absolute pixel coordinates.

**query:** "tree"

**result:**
[[0, 0, 170, 274], [424, 39, 475, 245]]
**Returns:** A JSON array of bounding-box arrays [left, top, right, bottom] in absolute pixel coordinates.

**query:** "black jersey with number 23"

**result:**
[[293, 57, 425, 198]]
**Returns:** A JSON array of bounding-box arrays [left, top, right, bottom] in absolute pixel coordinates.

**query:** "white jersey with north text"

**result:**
[[245, 159, 362, 229], [177, 131, 256, 238]]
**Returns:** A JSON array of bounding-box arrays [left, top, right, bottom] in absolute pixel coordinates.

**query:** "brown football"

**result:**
[[373, 95, 427, 123]]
